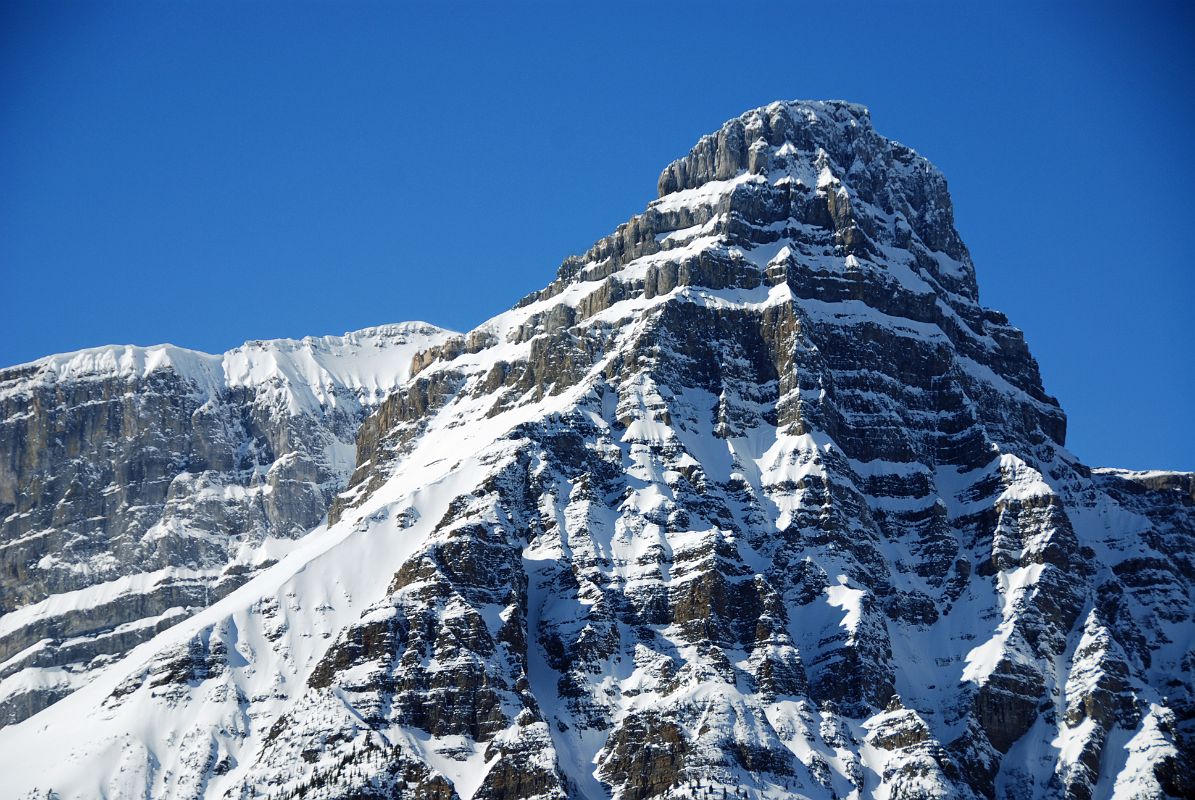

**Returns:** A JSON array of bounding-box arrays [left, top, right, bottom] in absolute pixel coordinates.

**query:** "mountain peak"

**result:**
[[653, 100, 972, 294], [1, 103, 1191, 800], [526, 98, 975, 339], [657, 98, 880, 199]]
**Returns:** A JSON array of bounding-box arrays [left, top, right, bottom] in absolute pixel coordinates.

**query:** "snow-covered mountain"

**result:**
[[1, 100, 1191, 799], [0, 323, 453, 726]]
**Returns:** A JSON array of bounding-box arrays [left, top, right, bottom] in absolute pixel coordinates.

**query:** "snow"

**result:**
[[825, 578, 866, 639], [1092, 466, 1192, 481], [1110, 705, 1182, 799], [3, 343, 226, 399], [0, 568, 217, 641], [0, 321, 453, 413], [652, 174, 762, 209], [0, 469, 447, 797], [817, 164, 838, 189]]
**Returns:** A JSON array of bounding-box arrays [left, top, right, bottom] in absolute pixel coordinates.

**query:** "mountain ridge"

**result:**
[[0, 320, 454, 727]]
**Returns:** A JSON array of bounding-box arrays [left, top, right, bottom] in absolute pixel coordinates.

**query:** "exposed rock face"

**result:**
[[0, 100, 1191, 800], [0, 323, 452, 725]]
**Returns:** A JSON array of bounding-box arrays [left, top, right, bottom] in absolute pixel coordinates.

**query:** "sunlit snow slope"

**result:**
[[1, 101, 1191, 800]]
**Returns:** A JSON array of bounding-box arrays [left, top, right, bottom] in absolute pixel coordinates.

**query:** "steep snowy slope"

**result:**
[[0, 322, 453, 726], [1, 101, 1191, 800]]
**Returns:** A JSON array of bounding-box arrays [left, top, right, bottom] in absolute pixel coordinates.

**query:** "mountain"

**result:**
[[0, 323, 453, 725], [1, 100, 1191, 800]]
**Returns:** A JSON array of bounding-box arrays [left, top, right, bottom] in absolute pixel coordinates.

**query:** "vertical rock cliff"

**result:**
[[0, 101, 1190, 800]]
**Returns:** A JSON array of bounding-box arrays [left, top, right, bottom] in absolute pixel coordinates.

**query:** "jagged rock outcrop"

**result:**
[[0, 100, 1190, 800], [0, 323, 452, 725]]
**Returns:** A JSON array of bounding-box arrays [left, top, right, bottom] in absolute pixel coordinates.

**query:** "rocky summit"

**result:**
[[0, 100, 1191, 800]]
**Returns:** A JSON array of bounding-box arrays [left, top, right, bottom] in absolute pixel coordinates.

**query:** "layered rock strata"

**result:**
[[1, 101, 1190, 800]]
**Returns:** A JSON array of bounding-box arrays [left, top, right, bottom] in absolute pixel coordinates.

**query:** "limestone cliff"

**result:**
[[0, 101, 1190, 800]]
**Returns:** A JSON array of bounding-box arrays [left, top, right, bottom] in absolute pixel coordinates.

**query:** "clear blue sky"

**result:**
[[2, 2, 1192, 471]]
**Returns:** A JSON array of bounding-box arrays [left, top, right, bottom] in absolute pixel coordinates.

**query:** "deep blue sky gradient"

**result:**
[[2, 2, 1192, 470]]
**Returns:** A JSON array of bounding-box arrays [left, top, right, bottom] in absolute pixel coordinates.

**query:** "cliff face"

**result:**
[[0, 323, 452, 725], [0, 101, 1190, 800]]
